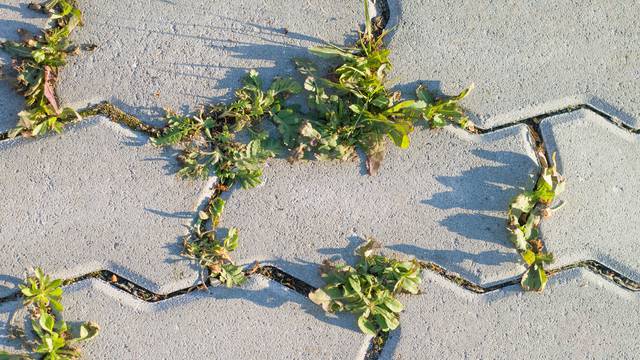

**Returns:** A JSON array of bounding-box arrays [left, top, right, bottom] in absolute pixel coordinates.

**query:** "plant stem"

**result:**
[[364, 0, 372, 37]]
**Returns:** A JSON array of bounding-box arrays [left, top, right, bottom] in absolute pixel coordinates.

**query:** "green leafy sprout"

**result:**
[[30, 312, 99, 360], [309, 239, 422, 335], [152, 69, 299, 185], [276, 0, 473, 174], [181, 198, 247, 288], [152, 70, 301, 287], [507, 151, 566, 292], [0, 268, 99, 360], [0, 0, 84, 137], [153, 0, 472, 294], [18, 268, 64, 313]]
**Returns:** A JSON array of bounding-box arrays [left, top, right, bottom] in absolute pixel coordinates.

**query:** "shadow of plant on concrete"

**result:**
[[386, 149, 537, 283], [206, 277, 362, 333], [93, 13, 357, 124]]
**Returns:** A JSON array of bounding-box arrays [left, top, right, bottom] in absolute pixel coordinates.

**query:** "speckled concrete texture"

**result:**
[[540, 109, 640, 282], [389, 0, 640, 129], [0, 117, 209, 297], [221, 125, 538, 287], [380, 268, 640, 359], [1, 276, 372, 359], [57, 0, 365, 125]]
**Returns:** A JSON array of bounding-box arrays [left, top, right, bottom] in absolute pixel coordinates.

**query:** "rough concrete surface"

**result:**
[[389, 0, 640, 129], [380, 268, 640, 359], [540, 109, 640, 282], [0, 117, 209, 297], [2, 1, 640, 359], [57, 0, 365, 125], [0, 276, 372, 359], [221, 125, 538, 288], [0, 0, 48, 132]]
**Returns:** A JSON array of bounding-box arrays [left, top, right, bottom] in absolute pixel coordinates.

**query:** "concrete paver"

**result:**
[[0, 276, 371, 359], [0, 117, 208, 297], [540, 109, 640, 282], [221, 125, 538, 288], [380, 268, 640, 359], [57, 0, 365, 125], [2, 1, 640, 359], [389, 0, 640, 129]]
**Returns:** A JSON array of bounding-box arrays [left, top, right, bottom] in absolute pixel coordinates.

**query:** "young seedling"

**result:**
[[152, 71, 299, 288], [309, 239, 421, 335], [19, 268, 64, 313], [30, 312, 99, 360], [153, 70, 299, 186], [416, 84, 475, 131], [182, 198, 246, 287], [276, 0, 473, 174], [1, 0, 83, 137], [507, 151, 566, 291], [2, 268, 99, 360]]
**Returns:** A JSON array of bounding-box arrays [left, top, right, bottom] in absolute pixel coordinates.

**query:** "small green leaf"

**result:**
[[32, 50, 46, 63], [521, 249, 536, 265], [383, 297, 404, 313], [348, 276, 361, 293], [293, 58, 318, 76], [416, 85, 435, 104], [269, 77, 302, 96], [357, 315, 377, 335], [309, 45, 355, 59], [73, 322, 100, 343], [535, 252, 554, 264], [521, 264, 547, 292], [223, 228, 239, 251]]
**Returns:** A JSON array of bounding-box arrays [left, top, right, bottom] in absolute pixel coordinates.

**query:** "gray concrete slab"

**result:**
[[540, 109, 640, 282], [388, 0, 640, 129], [0, 299, 25, 355], [0, 0, 48, 133], [57, 0, 365, 125], [220, 125, 538, 288], [380, 268, 640, 359], [0, 276, 372, 359], [0, 117, 210, 297]]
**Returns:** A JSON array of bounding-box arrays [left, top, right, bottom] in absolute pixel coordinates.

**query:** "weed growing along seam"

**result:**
[[507, 151, 566, 291], [0, 268, 99, 359], [1, 0, 85, 137], [310, 239, 422, 335], [150, 0, 473, 300], [2, 0, 571, 344]]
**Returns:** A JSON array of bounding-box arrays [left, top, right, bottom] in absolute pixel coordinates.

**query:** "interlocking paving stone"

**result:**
[[389, 0, 640, 129], [57, 0, 364, 125], [540, 109, 640, 282], [220, 125, 538, 288], [0, 117, 208, 298], [0, 0, 48, 132], [380, 268, 640, 359], [0, 276, 371, 359]]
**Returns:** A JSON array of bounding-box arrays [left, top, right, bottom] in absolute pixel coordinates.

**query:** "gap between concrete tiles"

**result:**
[[2, 1, 640, 358], [0, 262, 637, 359], [1, 258, 637, 308], [0, 106, 638, 301]]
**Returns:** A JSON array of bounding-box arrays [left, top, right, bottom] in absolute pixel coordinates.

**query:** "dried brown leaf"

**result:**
[[43, 66, 60, 114]]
